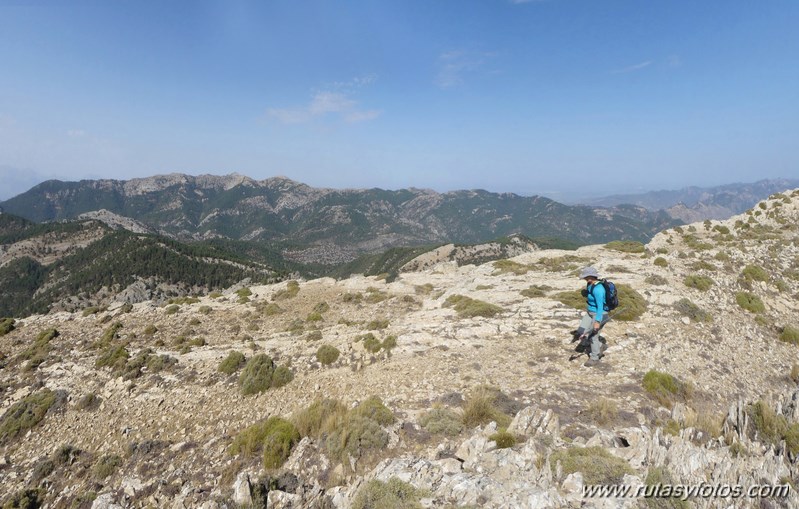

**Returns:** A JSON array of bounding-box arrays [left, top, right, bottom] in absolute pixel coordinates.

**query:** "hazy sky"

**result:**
[[1, 0, 797, 201]]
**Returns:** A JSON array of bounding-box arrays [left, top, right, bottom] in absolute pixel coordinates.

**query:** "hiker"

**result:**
[[575, 266, 609, 367]]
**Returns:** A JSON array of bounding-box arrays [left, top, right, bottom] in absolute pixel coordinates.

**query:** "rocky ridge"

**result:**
[[1, 190, 798, 508]]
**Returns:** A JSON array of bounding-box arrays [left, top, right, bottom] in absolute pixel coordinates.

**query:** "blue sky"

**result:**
[[1, 0, 797, 201]]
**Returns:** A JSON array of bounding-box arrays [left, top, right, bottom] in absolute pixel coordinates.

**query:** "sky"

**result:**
[[1, 0, 798, 201]]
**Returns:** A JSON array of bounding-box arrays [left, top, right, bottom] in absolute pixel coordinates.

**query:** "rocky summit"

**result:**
[[1, 190, 799, 509]]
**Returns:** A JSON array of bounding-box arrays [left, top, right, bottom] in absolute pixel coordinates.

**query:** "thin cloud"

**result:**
[[611, 60, 653, 74], [67, 129, 86, 138], [435, 51, 495, 89], [267, 87, 381, 125]]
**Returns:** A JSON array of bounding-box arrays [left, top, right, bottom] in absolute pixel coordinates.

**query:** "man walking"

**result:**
[[575, 266, 609, 367]]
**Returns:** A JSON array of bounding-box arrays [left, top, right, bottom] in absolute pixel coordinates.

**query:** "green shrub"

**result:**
[[443, 295, 503, 318], [642, 370, 691, 408], [713, 225, 730, 235], [364, 288, 389, 304], [92, 454, 122, 479], [605, 240, 645, 253], [691, 260, 717, 272], [489, 431, 516, 449], [271, 365, 294, 388], [235, 287, 252, 299], [99, 322, 123, 344], [262, 302, 284, 316], [351, 477, 425, 509], [492, 259, 531, 275], [2, 489, 44, 509], [736, 292, 765, 313], [142, 324, 158, 336], [354, 396, 395, 425], [313, 302, 330, 314], [748, 401, 799, 454], [362, 333, 382, 353], [273, 280, 300, 301], [550, 446, 634, 485], [715, 252, 731, 262], [199, 305, 212, 315], [291, 398, 349, 438], [326, 415, 389, 463], [535, 255, 591, 272], [343, 292, 364, 303], [414, 283, 434, 295], [316, 344, 340, 365], [655, 247, 668, 254], [82, 306, 102, 317], [684, 275, 714, 292], [209, 291, 222, 299], [306, 312, 324, 322], [75, 393, 101, 411], [673, 298, 712, 323], [165, 304, 180, 315], [96, 344, 130, 372], [520, 285, 551, 298], [653, 257, 668, 267], [741, 264, 769, 282], [0, 389, 55, 444], [779, 326, 799, 346], [366, 319, 390, 330], [0, 318, 15, 336], [218, 351, 246, 374], [553, 290, 584, 310], [645, 274, 668, 286], [614, 284, 648, 321], [461, 388, 512, 429], [305, 330, 323, 341], [419, 407, 463, 436], [587, 398, 619, 426], [238, 354, 276, 395], [382, 335, 398, 351], [229, 417, 300, 469]]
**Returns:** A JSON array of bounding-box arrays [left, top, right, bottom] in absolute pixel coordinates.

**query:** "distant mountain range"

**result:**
[[584, 179, 799, 222], [0, 174, 678, 264]]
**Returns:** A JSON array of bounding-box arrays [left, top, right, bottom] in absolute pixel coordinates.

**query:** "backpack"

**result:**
[[590, 279, 619, 312]]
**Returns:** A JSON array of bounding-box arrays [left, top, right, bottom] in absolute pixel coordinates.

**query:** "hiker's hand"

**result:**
[[593, 322, 601, 330]]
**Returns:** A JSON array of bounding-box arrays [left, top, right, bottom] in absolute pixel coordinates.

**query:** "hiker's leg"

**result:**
[[589, 333, 602, 360], [576, 314, 593, 337]]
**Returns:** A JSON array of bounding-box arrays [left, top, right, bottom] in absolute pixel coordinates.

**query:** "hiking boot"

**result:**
[[600, 343, 608, 354], [584, 359, 600, 367]]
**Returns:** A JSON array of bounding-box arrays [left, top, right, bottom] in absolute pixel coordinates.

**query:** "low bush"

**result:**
[[2, 489, 44, 509], [414, 283, 434, 295], [684, 275, 714, 292], [691, 260, 717, 272], [313, 302, 330, 314], [98, 322, 123, 346], [316, 344, 340, 365], [362, 333, 382, 353], [653, 257, 668, 267], [92, 454, 122, 479], [0, 389, 56, 444], [229, 417, 301, 469], [419, 407, 463, 436], [218, 351, 246, 374], [779, 326, 799, 346], [492, 259, 531, 275], [273, 280, 300, 301], [351, 477, 425, 509], [587, 398, 619, 426], [553, 290, 584, 310], [75, 393, 101, 411], [642, 370, 692, 408], [550, 446, 634, 484], [382, 335, 398, 351], [305, 330, 323, 341], [741, 264, 769, 282], [645, 274, 668, 286], [168, 296, 200, 305], [262, 302, 284, 316], [353, 396, 395, 425], [306, 312, 324, 322], [366, 319, 390, 330], [673, 298, 712, 323], [443, 294, 504, 318], [199, 305, 212, 315], [165, 304, 180, 315], [748, 401, 799, 454], [239, 354, 276, 395], [605, 240, 645, 253], [326, 415, 389, 464], [271, 365, 294, 389], [291, 398, 349, 438], [520, 285, 551, 298], [142, 324, 158, 336], [343, 292, 364, 303], [736, 292, 765, 313], [0, 317, 15, 336], [489, 430, 515, 449], [95, 344, 130, 372], [461, 387, 512, 429], [614, 284, 648, 321]]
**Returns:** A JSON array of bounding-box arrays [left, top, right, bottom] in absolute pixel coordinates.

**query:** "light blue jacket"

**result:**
[[586, 282, 606, 322]]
